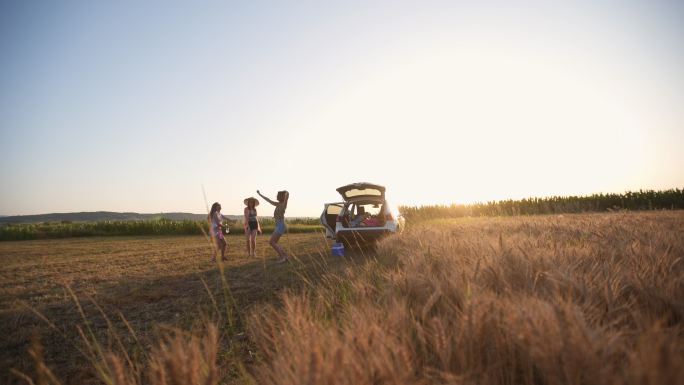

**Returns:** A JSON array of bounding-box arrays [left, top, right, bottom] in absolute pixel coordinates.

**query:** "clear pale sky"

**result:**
[[1, 0, 683, 217]]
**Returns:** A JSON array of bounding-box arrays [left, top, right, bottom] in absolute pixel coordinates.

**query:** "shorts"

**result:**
[[248, 220, 258, 231], [274, 220, 286, 235]]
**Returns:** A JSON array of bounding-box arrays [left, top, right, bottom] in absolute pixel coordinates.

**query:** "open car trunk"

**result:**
[[341, 200, 387, 229], [336, 182, 385, 201]]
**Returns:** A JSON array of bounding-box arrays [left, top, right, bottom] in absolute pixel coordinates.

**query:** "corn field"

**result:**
[[399, 188, 684, 222], [0, 218, 322, 241]]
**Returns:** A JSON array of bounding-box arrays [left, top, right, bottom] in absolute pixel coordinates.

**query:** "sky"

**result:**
[[1, 0, 683, 217]]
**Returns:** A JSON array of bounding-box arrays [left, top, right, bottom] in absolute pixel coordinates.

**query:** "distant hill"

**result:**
[[0, 211, 241, 224]]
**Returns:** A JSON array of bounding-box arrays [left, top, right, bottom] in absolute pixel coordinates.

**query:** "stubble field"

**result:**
[[1, 211, 683, 385]]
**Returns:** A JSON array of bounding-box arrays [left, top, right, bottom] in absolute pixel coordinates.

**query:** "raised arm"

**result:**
[[257, 190, 278, 206]]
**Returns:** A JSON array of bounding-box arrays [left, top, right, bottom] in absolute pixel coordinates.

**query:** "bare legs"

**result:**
[[212, 237, 227, 262], [269, 233, 288, 262], [246, 230, 258, 257], [219, 239, 227, 260]]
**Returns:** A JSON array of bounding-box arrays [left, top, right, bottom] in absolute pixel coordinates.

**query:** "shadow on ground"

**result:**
[[0, 236, 384, 385]]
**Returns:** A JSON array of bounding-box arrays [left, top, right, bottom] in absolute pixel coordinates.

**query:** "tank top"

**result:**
[[247, 208, 257, 223], [210, 212, 223, 233]]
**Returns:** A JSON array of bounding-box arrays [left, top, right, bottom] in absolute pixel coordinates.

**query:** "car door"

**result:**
[[320, 202, 344, 238]]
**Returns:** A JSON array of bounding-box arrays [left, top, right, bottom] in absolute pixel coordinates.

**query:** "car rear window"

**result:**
[[344, 188, 383, 199]]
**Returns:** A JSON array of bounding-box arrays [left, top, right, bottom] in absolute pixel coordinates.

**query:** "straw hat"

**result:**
[[244, 197, 259, 206]]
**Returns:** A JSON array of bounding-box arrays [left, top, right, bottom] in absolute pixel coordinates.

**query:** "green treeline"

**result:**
[[3, 189, 681, 241], [399, 188, 684, 222], [0, 217, 322, 241]]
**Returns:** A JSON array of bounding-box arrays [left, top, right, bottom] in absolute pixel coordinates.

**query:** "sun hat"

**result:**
[[244, 197, 259, 206]]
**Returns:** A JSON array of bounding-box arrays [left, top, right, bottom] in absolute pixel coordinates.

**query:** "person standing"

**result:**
[[243, 197, 262, 257], [208, 202, 228, 262], [257, 189, 289, 263]]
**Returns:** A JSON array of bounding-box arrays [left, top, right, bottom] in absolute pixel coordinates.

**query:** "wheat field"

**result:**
[[247, 212, 684, 385], [2, 212, 683, 384]]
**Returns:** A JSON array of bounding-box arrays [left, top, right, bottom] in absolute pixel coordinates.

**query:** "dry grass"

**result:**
[[2, 212, 683, 384], [247, 212, 684, 385], [0, 232, 351, 384]]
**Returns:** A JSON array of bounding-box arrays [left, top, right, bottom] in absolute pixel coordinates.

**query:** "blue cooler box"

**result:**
[[331, 242, 345, 257]]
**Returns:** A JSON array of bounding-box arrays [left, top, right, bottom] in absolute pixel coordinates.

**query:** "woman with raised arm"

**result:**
[[243, 197, 262, 257], [257, 189, 289, 263], [208, 202, 228, 262]]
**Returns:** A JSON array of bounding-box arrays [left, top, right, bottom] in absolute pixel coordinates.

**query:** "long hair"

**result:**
[[277, 191, 289, 210], [208, 202, 220, 221]]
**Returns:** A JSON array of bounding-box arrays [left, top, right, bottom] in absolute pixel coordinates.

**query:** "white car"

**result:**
[[320, 182, 404, 247]]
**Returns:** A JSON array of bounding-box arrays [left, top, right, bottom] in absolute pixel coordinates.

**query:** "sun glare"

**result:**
[[299, 38, 652, 208]]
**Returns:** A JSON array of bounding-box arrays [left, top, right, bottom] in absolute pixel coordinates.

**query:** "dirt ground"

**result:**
[[0, 232, 377, 384]]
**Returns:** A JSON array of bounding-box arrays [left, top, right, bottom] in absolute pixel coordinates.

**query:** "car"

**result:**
[[320, 182, 404, 247]]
